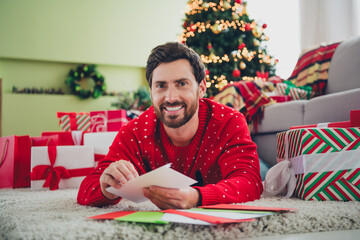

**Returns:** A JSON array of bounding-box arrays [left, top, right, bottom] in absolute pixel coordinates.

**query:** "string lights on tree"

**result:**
[[180, 0, 278, 96]]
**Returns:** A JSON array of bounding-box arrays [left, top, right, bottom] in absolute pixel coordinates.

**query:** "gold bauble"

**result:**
[[253, 39, 260, 46], [211, 23, 222, 34], [232, 13, 240, 20], [223, 1, 231, 10], [252, 26, 263, 38], [209, 52, 216, 60], [239, 61, 246, 70], [202, 2, 209, 8]]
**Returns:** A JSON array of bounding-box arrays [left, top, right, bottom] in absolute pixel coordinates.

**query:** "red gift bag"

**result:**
[[0, 135, 31, 188]]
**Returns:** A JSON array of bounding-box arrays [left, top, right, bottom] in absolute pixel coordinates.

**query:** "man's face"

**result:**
[[151, 59, 205, 128]]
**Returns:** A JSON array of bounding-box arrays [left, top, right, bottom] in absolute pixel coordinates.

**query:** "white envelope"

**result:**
[[31, 146, 95, 190], [107, 164, 197, 203], [83, 132, 117, 155]]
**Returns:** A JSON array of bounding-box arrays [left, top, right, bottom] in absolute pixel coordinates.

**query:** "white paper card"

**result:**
[[83, 132, 117, 155], [106, 163, 197, 203]]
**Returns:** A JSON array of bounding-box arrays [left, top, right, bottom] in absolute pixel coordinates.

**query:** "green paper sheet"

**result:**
[[115, 211, 168, 224]]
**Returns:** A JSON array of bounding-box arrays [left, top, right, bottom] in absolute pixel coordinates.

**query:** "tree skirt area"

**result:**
[[0, 189, 359, 240]]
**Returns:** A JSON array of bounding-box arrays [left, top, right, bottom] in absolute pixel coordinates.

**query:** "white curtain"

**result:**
[[300, 0, 360, 51]]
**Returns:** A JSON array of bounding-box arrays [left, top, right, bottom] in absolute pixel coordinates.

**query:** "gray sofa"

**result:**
[[253, 35, 360, 167]]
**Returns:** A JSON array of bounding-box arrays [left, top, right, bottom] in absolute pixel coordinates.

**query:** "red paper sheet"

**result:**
[[200, 204, 296, 213], [162, 209, 255, 224], [87, 211, 136, 220]]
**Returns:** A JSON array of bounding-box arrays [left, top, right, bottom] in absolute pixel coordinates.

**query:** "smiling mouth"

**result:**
[[164, 106, 184, 112]]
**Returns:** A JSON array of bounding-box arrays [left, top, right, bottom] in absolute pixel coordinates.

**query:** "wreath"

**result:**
[[65, 64, 106, 99]]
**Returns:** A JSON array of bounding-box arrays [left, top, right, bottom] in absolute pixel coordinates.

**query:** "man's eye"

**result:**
[[156, 84, 164, 88], [179, 82, 187, 87]]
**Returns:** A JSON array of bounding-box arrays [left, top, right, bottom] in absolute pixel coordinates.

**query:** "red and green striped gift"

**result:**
[[276, 127, 360, 201], [57, 112, 90, 133], [275, 81, 315, 101]]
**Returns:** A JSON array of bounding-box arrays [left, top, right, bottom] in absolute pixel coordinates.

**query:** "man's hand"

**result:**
[[100, 160, 139, 200], [143, 186, 200, 210]]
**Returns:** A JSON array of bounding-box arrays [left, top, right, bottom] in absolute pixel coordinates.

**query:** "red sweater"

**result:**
[[77, 98, 263, 207]]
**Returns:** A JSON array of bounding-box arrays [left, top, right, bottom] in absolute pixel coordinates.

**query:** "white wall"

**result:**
[[247, 0, 301, 79]]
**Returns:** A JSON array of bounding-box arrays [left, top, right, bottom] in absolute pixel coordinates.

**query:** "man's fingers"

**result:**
[[115, 163, 136, 181], [100, 174, 122, 189], [124, 161, 140, 178]]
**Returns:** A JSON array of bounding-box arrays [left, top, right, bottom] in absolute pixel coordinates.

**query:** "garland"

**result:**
[[65, 64, 106, 99]]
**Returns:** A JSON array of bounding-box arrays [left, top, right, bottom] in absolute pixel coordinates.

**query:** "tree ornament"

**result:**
[[207, 42, 213, 50], [232, 12, 240, 20], [244, 23, 251, 31], [189, 23, 196, 32], [239, 61, 246, 70], [252, 26, 263, 38], [253, 39, 260, 46], [231, 50, 238, 58], [262, 23, 267, 29], [232, 68, 241, 78], [209, 52, 217, 61], [211, 23, 222, 34], [238, 43, 246, 50], [223, 1, 231, 10], [205, 69, 210, 76], [235, 0, 242, 4], [202, 2, 210, 8]]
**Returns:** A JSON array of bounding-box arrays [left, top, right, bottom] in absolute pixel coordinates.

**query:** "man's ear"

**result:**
[[199, 79, 206, 98]]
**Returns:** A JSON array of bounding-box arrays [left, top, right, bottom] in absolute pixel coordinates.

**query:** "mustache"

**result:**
[[160, 101, 185, 108]]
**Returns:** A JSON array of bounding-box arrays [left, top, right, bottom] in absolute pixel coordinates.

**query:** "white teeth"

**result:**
[[165, 106, 183, 111]]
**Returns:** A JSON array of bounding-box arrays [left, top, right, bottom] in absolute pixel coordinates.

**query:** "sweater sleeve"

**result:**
[[77, 125, 147, 207], [194, 113, 263, 206]]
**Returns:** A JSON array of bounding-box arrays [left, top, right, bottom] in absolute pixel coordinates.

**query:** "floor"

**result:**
[[246, 229, 360, 240]]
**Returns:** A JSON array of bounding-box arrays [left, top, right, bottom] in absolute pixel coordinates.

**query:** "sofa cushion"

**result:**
[[257, 100, 307, 133], [327, 36, 360, 94], [304, 88, 360, 124]]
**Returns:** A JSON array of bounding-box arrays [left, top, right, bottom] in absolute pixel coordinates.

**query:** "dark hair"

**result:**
[[146, 42, 206, 87]]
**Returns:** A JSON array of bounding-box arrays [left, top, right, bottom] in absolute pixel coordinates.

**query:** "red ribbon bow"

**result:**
[[256, 71, 269, 80], [31, 146, 71, 190]]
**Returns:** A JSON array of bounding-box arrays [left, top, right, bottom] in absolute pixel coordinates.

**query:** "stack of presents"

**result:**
[[264, 109, 360, 201], [0, 109, 140, 190], [1, 106, 360, 202]]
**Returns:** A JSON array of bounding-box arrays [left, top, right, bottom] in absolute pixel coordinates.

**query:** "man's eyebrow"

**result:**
[[153, 78, 189, 84]]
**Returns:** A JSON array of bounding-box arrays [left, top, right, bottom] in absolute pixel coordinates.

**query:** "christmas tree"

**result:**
[[179, 0, 278, 97]]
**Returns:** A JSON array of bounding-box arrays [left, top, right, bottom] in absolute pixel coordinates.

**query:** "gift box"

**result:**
[[269, 95, 292, 103], [275, 81, 315, 100], [0, 135, 31, 188], [57, 112, 90, 132], [31, 146, 95, 190], [83, 132, 117, 162], [290, 109, 360, 129], [90, 109, 141, 132], [41, 131, 84, 145], [272, 127, 360, 201], [31, 135, 59, 146]]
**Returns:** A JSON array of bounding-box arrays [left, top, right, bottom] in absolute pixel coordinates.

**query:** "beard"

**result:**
[[154, 95, 199, 129]]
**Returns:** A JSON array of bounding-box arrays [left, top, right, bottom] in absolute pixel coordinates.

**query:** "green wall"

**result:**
[[0, 0, 186, 137]]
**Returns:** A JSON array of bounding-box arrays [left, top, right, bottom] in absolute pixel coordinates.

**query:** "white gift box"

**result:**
[[31, 146, 95, 190], [83, 132, 117, 155]]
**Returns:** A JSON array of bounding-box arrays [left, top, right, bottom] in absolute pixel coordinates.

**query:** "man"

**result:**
[[77, 42, 263, 209]]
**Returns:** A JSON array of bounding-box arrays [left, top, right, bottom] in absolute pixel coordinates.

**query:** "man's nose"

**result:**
[[165, 86, 179, 102]]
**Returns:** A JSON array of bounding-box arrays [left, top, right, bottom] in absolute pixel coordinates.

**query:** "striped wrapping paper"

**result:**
[[276, 127, 360, 201], [275, 82, 315, 100], [57, 112, 90, 132]]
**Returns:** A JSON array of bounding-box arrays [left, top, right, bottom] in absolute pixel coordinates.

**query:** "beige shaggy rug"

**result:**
[[0, 188, 359, 240]]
